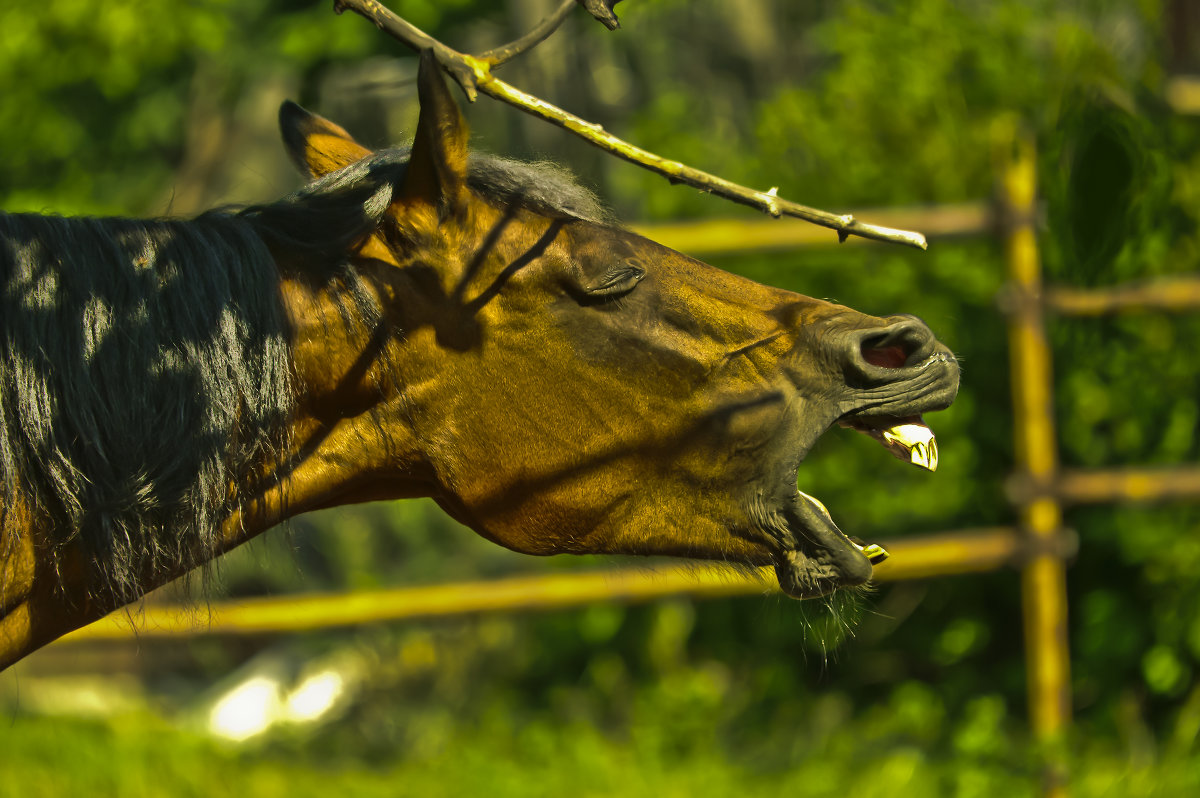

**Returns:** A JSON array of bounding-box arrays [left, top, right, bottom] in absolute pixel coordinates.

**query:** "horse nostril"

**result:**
[[857, 318, 934, 370], [862, 344, 909, 369]]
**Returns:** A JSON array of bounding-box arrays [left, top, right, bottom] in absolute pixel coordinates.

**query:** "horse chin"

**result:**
[[771, 490, 878, 599]]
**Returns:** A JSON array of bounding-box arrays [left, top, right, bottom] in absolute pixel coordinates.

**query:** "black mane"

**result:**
[[0, 211, 295, 604], [464, 151, 612, 225], [0, 153, 404, 603]]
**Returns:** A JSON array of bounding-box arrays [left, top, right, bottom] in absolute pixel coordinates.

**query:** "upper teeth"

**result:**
[[880, 423, 939, 471], [842, 419, 939, 472]]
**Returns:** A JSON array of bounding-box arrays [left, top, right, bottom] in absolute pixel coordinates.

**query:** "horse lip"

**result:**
[[771, 487, 875, 599]]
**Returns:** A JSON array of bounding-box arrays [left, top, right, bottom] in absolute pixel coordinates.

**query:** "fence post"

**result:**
[[997, 123, 1072, 797]]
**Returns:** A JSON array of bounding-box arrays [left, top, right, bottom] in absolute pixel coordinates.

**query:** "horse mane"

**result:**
[[270, 147, 613, 228], [0, 210, 295, 604], [0, 153, 407, 604], [463, 152, 613, 226], [0, 145, 604, 607]]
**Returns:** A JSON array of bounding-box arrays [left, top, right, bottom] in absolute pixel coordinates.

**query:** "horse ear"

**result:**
[[398, 49, 470, 215], [279, 101, 373, 179]]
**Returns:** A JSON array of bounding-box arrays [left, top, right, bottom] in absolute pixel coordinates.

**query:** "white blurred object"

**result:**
[[202, 649, 363, 741]]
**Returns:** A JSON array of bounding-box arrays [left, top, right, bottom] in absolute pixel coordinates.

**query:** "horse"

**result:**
[[0, 51, 959, 670]]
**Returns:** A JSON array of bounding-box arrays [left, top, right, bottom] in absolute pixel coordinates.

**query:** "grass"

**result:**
[[3, 706, 1199, 798]]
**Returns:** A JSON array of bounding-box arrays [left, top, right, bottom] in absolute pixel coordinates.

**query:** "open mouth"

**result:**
[[770, 341, 957, 599], [773, 414, 939, 598]]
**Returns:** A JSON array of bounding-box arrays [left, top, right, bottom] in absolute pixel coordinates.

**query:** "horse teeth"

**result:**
[[861, 543, 890, 565], [876, 421, 939, 472]]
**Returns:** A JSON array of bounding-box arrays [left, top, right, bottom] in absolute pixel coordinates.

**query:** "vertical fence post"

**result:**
[[998, 124, 1072, 797]]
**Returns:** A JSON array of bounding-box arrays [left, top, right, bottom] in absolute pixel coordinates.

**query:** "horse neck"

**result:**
[[243, 272, 432, 529]]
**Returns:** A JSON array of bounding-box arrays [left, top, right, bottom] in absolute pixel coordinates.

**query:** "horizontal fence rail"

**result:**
[[1057, 466, 1200, 505], [1047, 275, 1200, 315], [60, 528, 1023, 643], [1006, 466, 1200, 506]]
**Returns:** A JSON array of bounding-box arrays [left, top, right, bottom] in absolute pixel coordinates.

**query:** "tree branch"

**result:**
[[481, 1, 577, 67], [331, 0, 928, 250], [475, 75, 928, 248], [333, 0, 482, 100]]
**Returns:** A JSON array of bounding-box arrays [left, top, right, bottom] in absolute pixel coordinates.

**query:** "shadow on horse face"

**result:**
[[273, 51, 960, 603]]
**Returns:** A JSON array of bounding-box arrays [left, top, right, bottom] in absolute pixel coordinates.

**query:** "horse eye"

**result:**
[[582, 261, 645, 299]]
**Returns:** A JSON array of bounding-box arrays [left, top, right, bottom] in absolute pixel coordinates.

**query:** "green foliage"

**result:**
[[5, 680, 1200, 797], [0, 0, 447, 214]]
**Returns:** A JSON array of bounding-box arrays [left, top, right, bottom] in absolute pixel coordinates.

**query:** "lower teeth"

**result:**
[[861, 543, 890, 565]]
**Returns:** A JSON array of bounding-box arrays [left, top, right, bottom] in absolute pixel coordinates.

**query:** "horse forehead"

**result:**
[[451, 198, 566, 255]]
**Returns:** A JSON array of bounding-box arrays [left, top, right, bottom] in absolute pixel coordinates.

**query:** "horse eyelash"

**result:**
[[587, 262, 645, 300]]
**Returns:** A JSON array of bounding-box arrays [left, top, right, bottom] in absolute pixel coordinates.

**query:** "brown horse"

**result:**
[[0, 52, 958, 670]]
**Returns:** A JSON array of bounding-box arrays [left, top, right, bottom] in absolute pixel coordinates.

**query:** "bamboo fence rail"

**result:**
[[59, 527, 1024, 643]]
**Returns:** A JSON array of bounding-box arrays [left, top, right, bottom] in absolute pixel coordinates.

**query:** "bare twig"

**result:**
[[331, 0, 929, 250], [476, 77, 928, 248], [333, 0, 482, 100], [481, 1, 576, 66]]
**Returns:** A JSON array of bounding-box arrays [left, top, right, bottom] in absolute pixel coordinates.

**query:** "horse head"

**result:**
[[269, 51, 960, 600]]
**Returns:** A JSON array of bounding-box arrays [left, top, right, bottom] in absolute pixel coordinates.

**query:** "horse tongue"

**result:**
[[862, 416, 939, 472]]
